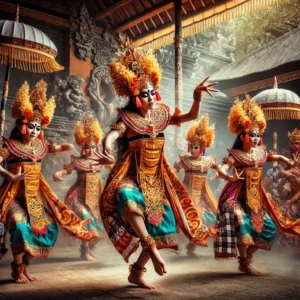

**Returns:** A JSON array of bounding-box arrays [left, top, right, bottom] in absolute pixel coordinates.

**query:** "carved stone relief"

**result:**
[[70, 3, 95, 60], [54, 75, 89, 120]]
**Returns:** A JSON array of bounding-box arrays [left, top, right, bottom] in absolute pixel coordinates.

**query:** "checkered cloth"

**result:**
[[214, 201, 237, 258]]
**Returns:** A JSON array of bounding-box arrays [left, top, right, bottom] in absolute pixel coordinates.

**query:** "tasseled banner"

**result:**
[[0, 44, 64, 73], [263, 109, 300, 120]]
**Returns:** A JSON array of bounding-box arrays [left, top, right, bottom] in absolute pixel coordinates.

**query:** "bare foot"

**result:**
[[81, 252, 96, 261], [149, 248, 167, 276], [24, 268, 37, 281], [186, 250, 201, 258], [14, 273, 29, 284], [89, 250, 98, 259], [239, 263, 262, 276], [128, 272, 155, 289]]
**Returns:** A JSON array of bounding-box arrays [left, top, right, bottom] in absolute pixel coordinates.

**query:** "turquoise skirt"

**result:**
[[7, 200, 58, 257], [235, 199, 277, 250], [116, 184, 177, 249]]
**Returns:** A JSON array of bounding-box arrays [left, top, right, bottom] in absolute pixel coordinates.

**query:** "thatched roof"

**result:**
[[210, 26, 300, 82]]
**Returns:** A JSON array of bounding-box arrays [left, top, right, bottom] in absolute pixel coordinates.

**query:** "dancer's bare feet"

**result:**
[[128, 263, 155, 289], [15, 272, 29, 284], [80, 245, 96, 261], [149, 247, 167, 276], [24, 268, 37, 281], [186, 244, 201, 258], [11, 262, 29, 284], [238, 256, 261, 276]]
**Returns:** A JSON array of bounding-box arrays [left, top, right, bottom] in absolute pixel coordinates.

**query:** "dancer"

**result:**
[[174, 114, 218, 257], [95, 46, 218, 289], [212, 96, 300, 275], [0, 81, 94, 284], [54, 114, 112, 260]]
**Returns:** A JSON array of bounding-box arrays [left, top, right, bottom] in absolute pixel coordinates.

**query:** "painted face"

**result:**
[[290, 141, 300, 153], [245, 130, 260, 147], [24, 122, 41, 142], [85, 144, 97, 157], [137, 83, 156, 110], [190, 144, 203, 157]]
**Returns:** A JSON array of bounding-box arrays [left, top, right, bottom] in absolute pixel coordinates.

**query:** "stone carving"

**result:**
[[88, 29, 127, 132], [70, 3, 95, 60], [55, 75, 89, 120]]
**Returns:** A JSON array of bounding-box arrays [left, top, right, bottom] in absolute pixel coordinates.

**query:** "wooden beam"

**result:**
[[95, 0, 133, 21], [115, 0, 189, 32], [223, 71, 300, 97]]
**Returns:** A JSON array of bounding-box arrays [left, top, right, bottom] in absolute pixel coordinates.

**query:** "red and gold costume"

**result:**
[[100, 47, 214, 262], [0, 81, 92, 258]]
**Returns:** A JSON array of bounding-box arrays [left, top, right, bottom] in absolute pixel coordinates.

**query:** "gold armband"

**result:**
[[111, 122, 126, 138], [0, 146, 10, 161], [48, 140, 56, 154], [63, 164, 73, 174]]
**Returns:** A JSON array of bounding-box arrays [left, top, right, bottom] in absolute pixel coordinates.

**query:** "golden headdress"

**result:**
[[74, 114, 102, 147], [186, 114, 215, 148], [287, 128, 300, 143], [109, 43, 162, 98], [12, 80, 55, 129], [228, 95, 266, 135]]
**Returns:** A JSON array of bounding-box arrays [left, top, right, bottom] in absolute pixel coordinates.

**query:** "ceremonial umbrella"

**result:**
[[0, 5, 64, 136], [253, 77, 300, 121]]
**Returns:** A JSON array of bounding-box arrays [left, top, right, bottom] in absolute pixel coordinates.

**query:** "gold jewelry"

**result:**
[[140, 235, 156, 252], [48, 139, 56, 154], [129, 262, 147, 278]]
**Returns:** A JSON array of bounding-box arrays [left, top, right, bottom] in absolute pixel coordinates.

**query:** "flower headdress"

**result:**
[[287, 128, 300, 143], [186, 114, 215, 150], [109, 41, 162, 106], [11, 80, 56, 139], [228, 95, 266, 143], [74, 114, 102, 155]]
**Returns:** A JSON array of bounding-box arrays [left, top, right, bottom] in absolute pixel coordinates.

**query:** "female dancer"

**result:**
[[212, 96, 300, 275], [95, 46, 218, 289], [0, 81, 94, 284], [54, 114, 112, 260], [174, 114, 218, 256]]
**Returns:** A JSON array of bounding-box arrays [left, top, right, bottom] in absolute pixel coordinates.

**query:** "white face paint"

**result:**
[[24, 122, 41, 142], [248, 130, 260, 147], [138, 83, 156, 110]]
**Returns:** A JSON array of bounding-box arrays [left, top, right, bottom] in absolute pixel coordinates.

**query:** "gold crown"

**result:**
[[287, 128, 300, 143], [12, 80, 55, 129], [228, 95, 266, 135], [186, 114, 215, 148], [74, 114, 102, 147], [109, 42, 161, 98]]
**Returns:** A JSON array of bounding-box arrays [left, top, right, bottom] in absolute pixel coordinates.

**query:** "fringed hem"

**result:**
[[133, 0, 281, 50], [262, 108, 300, 120]]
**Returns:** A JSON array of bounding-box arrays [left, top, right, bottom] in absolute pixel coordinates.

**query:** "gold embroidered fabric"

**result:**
[[230, 147, 266, 167], [181, 155, 214, 172], [244, 168, 263, 214], [47, 140, 56, 154], [8, 163, 49, 233], [138, 139, 165, 225], [86, 173, 101, 220]]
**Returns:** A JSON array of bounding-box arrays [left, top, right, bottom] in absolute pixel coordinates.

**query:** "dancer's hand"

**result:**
[[291, 152, 300, 168], [53, 170, 64, 182], [194, 76, 218, 99], [91, 151, 115, 166], [209, 170, 219, 181], [6, 167, 33, 182], [229, 168, 245, 182]]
